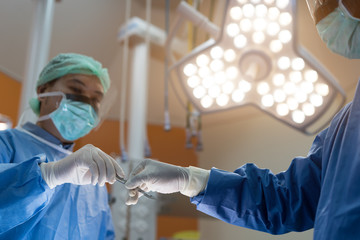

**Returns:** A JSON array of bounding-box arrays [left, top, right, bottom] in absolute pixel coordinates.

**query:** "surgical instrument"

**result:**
[[116, 174, 156, 200]]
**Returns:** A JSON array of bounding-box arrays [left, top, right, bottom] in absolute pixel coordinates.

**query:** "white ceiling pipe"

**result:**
[[18, 0, 55, 122], [176, 1, 220, 39]]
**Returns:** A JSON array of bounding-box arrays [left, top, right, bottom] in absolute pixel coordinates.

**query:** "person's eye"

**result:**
[[92, 98, 101, 105], [69, 87, 83, 94]]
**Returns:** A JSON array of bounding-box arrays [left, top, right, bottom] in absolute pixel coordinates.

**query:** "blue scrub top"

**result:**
[[0, 122, 115, 240], [191, 82, 360, 239]]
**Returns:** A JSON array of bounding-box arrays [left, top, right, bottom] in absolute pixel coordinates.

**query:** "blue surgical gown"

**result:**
[[191, 82, 360, 239], [0, 122, 115, 239]]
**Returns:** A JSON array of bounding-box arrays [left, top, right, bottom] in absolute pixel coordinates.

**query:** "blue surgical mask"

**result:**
[[38, 92, 99, 141], [316, 1, 360, 59]]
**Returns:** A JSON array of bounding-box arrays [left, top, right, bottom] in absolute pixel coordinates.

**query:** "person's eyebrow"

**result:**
[[68, 78, 104, 98], [68, 78, 86, 87]]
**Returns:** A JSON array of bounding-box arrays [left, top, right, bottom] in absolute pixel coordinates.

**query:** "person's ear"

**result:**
[[36, 83, 55, 106], [37, 84, 49, 95]]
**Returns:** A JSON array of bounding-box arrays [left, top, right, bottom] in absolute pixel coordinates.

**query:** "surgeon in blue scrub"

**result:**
[[125, 1, 360, 239], [0, 53, 125, 239]]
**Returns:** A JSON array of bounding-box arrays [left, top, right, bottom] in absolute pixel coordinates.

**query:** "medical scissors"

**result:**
[[116, 174, 156, 200]]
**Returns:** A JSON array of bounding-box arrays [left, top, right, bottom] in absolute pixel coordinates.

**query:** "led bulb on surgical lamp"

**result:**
[[287, 97, 299, 111], [289, 71, 302, 83], [187, 76, 200, 88], [227, 23, 240, 37], [305, 70, 319, 82], [184, 63, 197, 77], [201, 95, 213, 108], [232, 89, 245, 103], [243, 4, 255, 18], [316, 83, 330, 96], [214, 71, 226, 84], [301, 81, 314, 94], [257, 82, 270, 95], [277, 103, 289, 116], [217, 94, 229, 107], [273, 73, 285, 86], [255, 4, 268, 18], [279, 12, 292, 26], [223, 81, 235, 94], [230, 6, 242, 20], [303, 103, 315, 116], [279, 30, 292, 43], [270, 40, 283, 53], [234, 35, 247, 48], [240, 19, 252, 32], [292, 110, 305, 124], [224, 49, 236, 62], [210, 46, 224, 59], [267, 22, 280, 36], [276, 0, 290, 9], [170, 0, 345, 134], [268, 7, 280, 20], [262, 94, 274, 107], [238, 80, 252, 92], [278, 56, 290, 70], [265, 0, 275, 4], [226, 66, 238, 79], [310, 94, 323, 107], [274, 89, 286, 102], [196, 54, 210, 67], [292, 58, 305, 71], [198, 67, 211, 78]]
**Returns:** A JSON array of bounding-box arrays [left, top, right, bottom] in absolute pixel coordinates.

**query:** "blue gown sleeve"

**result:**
[[0, 155, 55, 235], [191, 129, 325, 235]]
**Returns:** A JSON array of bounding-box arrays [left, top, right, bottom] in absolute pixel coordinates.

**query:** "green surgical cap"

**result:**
[[30, 53, 110, 115], [38, 53, 110, 92]]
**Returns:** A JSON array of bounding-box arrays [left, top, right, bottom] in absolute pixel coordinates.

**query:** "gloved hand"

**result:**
[[40, 144, 125, 189], [125, 159, 190, 205]]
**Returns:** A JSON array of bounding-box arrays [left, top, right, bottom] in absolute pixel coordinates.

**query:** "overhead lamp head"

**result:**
[[170, 0, 345, 134]]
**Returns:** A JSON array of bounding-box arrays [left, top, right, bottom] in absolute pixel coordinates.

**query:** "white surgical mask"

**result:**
[[38, 92, 99, 141]]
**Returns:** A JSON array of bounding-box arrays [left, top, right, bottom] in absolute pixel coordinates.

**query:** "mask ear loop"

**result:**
[[339, 0, 360, 21], [37, 91, 66, 122]]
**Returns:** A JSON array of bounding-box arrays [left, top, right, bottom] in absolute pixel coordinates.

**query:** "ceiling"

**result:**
[[1, 0, 360, 129]]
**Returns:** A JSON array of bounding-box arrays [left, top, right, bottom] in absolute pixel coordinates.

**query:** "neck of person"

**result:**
[[36, 119, 73, 145]]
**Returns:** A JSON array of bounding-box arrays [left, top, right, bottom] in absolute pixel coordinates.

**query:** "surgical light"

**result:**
[[168, 0, 345, 134], [0, 114, 12, 131]]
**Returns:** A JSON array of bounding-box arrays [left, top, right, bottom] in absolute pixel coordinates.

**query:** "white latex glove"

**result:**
[[40, 144, 125, 189], [125, 159, 210, 205], [125, 159, 189, 205]]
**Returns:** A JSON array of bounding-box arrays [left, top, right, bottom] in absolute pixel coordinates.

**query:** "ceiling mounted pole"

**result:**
[[18, 0, 55, 122]]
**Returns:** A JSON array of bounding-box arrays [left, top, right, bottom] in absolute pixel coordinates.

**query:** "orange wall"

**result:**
[[0, 72, 21, 125], [1, 71, 199, 239]]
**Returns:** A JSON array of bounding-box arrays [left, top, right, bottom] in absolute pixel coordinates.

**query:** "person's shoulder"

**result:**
[[0, 128, 33, 147], [0, 128, 17, 140], [0, 127, 25, 138]]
